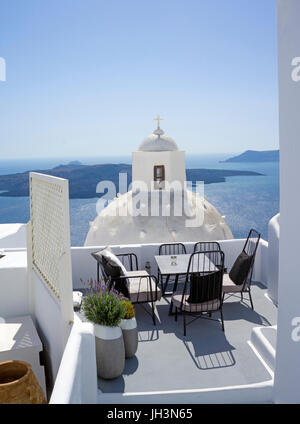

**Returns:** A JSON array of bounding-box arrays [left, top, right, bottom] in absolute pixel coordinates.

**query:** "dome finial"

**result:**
[[154, 114, 163, 129]]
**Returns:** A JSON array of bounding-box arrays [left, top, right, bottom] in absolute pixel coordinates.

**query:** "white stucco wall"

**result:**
[[132, 150, 186, 190], [267, 214, 279, 305], [32, 271, 70, 386], [0, 249, 29, 318], [0, 224, 27, 248], [50, 318, 98, 404], [275, 0, 300, 403]]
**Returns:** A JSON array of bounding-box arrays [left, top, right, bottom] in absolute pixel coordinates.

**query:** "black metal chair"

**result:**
[[193, 241, 221, 253], [193, 241, 226, 272], [172, 250, 225, 336], [158, 243, 187, 296], [222, 229, 261, 309], [93, 250, 161, 325]]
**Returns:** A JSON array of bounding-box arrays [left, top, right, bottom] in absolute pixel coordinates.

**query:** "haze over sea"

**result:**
[[0, 154, 279, 246]]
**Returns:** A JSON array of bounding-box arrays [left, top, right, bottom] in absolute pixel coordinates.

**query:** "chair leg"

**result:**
[[183, 312, 187, 336], [222, 292, 225, 303], [241, 292, 243, 301], [249, 290, 254, 310], [220, 309, 225, 332], [151, 301, 156, 326], [173, 274, 179, 293], [163, 275, 170, 296], [175, 307, 178, 322]]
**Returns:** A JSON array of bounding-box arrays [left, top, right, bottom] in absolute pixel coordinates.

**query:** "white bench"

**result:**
[[0, 315, 46, 397]]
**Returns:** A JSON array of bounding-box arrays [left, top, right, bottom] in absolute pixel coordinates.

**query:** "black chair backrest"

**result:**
[[116, 253, 138, 272], [193, 241, 221, 253], [91, 252, 110, 282], [243, 229, 261, 257], [159, 243, 186, 256], [193, 241, 223, 270], [182, 250, 225, 307], [240, 229, 261, 287]]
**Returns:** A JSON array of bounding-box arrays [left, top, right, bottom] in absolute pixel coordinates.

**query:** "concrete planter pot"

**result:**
[[0, 360, 46, 404], [94, 324, 125, 379], [120, 318, 138, 359]]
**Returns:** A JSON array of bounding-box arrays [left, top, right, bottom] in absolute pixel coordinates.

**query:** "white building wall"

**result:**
[[267, 214, 279, 305], [32, 271, 67, 386], [0, 224, 27, 249], [132, 151, 186, 190], [0, 249, 29, 318], [274, 0, 300, 403]]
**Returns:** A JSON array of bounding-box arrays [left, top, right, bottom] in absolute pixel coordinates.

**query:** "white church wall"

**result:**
[[132, 150, 186, 190]]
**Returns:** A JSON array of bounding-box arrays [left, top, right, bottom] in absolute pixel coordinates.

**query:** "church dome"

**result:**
[[138, 115, 178, 152], [84, 190, 233, 247]]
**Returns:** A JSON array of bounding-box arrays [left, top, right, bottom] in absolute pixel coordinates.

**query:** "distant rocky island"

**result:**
[[0, 163, 263, 199], [220, 150, 279, 163]]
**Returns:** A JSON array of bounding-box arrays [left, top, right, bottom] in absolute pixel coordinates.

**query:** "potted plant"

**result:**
[[120, 300, 138, 358], [82, 279, 126, 379]]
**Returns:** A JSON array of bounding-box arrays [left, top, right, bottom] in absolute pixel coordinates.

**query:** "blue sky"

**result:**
[[0, 0, 278, 159]]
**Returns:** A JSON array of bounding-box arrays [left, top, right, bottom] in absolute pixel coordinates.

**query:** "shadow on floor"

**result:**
[[222, 299, 272, 326], [98, 356, 139, 393]]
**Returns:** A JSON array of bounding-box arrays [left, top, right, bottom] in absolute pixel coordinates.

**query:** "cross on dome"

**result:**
[[154, 114, 163, 129]]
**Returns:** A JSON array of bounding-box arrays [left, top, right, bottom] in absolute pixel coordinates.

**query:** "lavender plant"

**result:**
[[82, 279, 126, 327]]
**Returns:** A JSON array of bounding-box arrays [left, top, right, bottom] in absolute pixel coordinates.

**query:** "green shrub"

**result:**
[[82, 279, 126, 327], [121, 300, 135, 319]]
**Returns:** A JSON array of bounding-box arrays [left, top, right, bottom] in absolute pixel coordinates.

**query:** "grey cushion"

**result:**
[[222, 273, 244, 293], [127, 271, 162, 303], [172, 292, 220, 312]]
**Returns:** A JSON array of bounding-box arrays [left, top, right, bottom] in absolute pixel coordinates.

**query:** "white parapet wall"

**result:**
[[98, 380, 273, 404], [0, 248, 29, 318], [71, 238, 268, 290], [0, 224, 27, 249], [50, 317, 98, 404]]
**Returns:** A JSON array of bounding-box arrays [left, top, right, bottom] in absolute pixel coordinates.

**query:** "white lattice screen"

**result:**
[[28, 172, 74, 376], [29, 172, 73, 309]]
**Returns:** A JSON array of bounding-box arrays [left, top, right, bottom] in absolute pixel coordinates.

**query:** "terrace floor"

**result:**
[[97, 281, 277, 394]]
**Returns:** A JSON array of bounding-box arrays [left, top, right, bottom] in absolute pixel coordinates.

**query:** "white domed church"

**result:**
[[84, 116, 233, 246]]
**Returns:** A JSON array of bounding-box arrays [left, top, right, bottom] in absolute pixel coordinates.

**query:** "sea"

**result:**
[[0, 154, 279, 246]]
